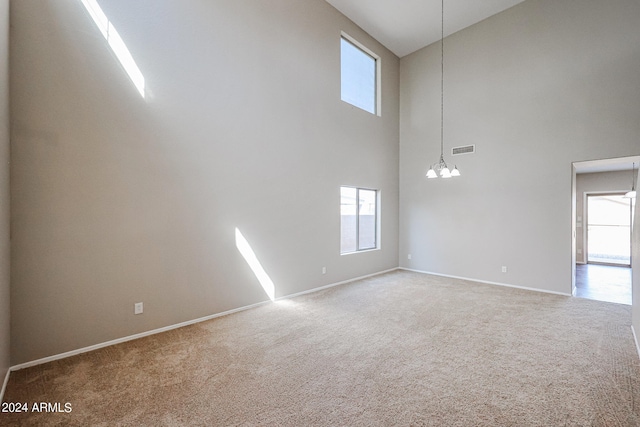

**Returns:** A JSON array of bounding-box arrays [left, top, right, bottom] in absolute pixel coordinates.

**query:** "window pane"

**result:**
[[358, 189, 376, 250], [340, 187, 357, 254], [587, 195, 631, 265], [588, 195, 630, 225], [341, 38, 376, 114]]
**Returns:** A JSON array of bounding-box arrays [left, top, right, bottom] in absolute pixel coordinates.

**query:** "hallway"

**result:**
[[574, 263, 631, 305]]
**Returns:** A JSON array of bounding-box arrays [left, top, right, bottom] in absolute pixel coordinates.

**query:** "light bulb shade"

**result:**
[[440, 167, 451, 178], [426, 168, 438, 178], [624, 190, 636, 199], [450, 166, 460, 177]]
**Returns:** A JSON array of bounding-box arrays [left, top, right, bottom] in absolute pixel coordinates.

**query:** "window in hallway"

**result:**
[[586, 194, 633, 266]]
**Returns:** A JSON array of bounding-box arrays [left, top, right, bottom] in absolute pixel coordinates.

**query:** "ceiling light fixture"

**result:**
[[624, 162, 636, 199], [426, 0, 459, 179]]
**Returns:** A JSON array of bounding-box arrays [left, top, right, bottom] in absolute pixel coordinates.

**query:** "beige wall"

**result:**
[[10, 0, 400, 364], [0, 0, 8, 390], [575, 171, 635, 264], [399, 0, 640, 293], [9, 0, 640, 368]]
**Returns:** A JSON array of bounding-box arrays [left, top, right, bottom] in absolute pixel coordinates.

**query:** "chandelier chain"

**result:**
[[426, 0, 460, 178], [440, 0, 444, 158]]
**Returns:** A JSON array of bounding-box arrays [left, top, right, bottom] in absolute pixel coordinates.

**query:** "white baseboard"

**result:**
[[10, 299, 269, 372], [398, 267, 572, 297], [10, 267, 399, 372], [0, 367, 9, 403], [632, 326, 640, 360], [276, 267, 398, 302]]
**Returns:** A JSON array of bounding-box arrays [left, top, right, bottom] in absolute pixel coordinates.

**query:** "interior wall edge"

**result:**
[[0, 367, 8, 403], [0, 0, 10, 400]]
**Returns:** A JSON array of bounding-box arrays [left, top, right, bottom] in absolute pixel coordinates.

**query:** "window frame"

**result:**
[[340, 186, 380, 255], [340, 32, 381, 116]]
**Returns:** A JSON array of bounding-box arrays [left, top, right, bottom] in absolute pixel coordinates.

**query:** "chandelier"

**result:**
[[426, 0, 460, 179]]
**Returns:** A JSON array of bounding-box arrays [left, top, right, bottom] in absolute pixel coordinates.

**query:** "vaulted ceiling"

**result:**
[[325, 0, 527, 57]]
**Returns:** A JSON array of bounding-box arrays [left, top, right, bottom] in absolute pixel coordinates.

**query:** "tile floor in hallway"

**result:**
[[574, 263, 631, 305]]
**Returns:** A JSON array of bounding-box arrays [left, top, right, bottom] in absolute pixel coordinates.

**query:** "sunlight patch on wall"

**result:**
[[235, 228, 275, 301], [80, 0, 146, 98]]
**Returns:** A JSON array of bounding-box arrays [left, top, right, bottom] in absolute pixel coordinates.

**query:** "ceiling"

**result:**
[[327, 1, 639, 177], [326, 0, 527, 57]]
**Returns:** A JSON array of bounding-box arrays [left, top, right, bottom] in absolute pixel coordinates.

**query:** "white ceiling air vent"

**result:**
[[452, 145, 475, 155]]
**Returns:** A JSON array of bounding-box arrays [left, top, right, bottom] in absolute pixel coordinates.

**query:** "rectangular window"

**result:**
[[340, 186, 378, 254], [587, 194, 633, 266], [340, 34, 380, 115]]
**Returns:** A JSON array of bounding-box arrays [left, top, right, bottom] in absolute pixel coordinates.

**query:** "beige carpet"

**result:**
[[2, 270, 640, 426]]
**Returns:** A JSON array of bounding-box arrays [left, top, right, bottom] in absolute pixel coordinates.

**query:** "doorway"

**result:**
[[572, 156, 639, 305], [586, 193, 633, 266]]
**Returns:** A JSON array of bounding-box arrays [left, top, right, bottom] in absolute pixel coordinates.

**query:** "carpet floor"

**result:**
[[2, 270, 640, 426]]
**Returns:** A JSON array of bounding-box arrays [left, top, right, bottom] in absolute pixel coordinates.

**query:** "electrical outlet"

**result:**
[[408, 254, 412, 260], [577, 249, 582, 254], [501, 266, 507, 273], [322, 267, 326, 275], [134, 302, 143, 315]]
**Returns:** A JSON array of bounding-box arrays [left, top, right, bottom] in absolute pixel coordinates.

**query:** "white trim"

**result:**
[[0, 368, 9, 403], [632, 326, 640, 360], [9, 267, 399, 372], [340, 248, 381, 256], [9, 300, 267, 371], [275, 267, 398, 302], [399, 267, 572, 297]]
